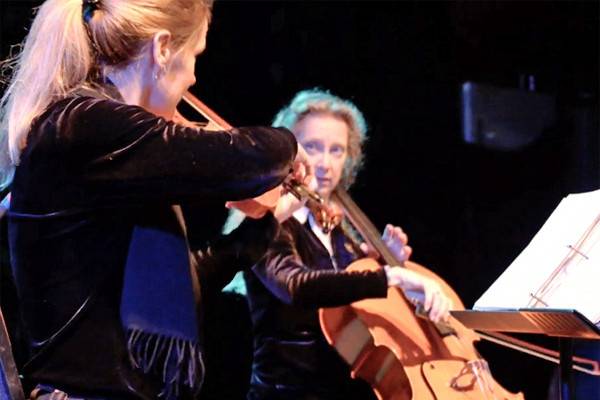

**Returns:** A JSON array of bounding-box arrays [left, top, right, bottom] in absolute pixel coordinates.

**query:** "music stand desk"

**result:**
[[451, 308, 600, 400]]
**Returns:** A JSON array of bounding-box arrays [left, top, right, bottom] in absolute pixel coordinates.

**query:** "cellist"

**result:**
[[244, 89, 452, 400]]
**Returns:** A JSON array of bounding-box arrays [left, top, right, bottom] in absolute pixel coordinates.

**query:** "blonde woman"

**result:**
[[244, 89, 451, 400], [0, 0, 304, 399]]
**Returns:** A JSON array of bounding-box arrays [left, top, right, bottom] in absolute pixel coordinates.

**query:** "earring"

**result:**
[[154, 65, 167, 81]]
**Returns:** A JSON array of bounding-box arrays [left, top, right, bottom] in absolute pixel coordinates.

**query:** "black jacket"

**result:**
[[244, 216, 388, 400], [8, 87, 296, 399]]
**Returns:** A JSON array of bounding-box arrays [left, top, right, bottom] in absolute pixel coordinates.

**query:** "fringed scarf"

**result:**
[[74, 82, 204, 398], [120, 206, 204, 399]]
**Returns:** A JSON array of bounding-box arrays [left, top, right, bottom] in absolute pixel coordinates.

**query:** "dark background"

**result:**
[[1, 1, 598, 399]]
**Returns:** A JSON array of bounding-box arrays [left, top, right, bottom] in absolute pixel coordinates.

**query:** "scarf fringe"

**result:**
[[126, 328, 205, 399]]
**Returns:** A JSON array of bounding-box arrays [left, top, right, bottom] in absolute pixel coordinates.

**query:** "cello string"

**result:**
[[333, 188, 398, 265]]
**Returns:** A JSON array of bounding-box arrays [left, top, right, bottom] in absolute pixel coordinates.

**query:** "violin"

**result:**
[[319, 187, 524, 400], [180, 91, 339, 228]]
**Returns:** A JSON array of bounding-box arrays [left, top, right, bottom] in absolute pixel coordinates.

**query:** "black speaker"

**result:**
[[461, 81, 556, 151]]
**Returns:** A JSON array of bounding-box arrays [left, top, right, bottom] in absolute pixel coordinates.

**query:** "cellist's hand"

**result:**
[[382, 224, 412, 262], [384, 266, 451, 323], [359, 224, 413, 261]]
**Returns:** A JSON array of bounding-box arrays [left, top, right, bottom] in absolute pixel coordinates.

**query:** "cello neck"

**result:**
[[332, 188, 403, 267]]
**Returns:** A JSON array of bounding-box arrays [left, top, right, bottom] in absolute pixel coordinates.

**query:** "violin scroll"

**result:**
[[180, 91, 336, 226], [284, 177, 342, 233]]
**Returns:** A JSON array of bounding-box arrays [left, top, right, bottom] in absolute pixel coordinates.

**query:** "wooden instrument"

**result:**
[[181, 91, 339, 229], [319, 187, 524, 400]]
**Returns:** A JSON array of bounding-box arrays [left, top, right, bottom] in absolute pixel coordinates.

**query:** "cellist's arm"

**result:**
[[360, 223, 448, 321], [250, 224, 387, 308]]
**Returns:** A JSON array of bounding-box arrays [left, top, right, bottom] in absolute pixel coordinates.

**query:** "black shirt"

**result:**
[[9, 87, 296, 399]]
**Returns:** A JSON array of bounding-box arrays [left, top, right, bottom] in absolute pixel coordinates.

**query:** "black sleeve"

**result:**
[[46, 96, 297, 203], [251, 225, 388, 308], [194, 212, 280, 293]]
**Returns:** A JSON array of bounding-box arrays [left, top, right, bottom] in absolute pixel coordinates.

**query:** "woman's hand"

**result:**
[[383, 224, 412, 262], [384, 266, 451, 323], [359, 224, 412, 261], [228, 145, 316, 222], [272, 144, 318, 222], [292, 144, 314, 188], [272, 191, 306, 222]]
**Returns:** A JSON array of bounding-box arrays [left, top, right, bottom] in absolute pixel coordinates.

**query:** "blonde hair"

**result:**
[[273, 89, 368, 188], [0, 0, 212, 189]]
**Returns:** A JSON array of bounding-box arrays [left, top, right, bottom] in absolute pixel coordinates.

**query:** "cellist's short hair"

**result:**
[[272, 89, 368, 188]]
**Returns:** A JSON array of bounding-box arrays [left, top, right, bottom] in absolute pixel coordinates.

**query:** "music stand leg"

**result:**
[[559, 338, 575, 400]]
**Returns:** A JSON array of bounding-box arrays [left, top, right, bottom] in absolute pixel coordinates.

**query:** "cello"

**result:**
[[319, 187, 524, 400], [179, 92, 599, 397]]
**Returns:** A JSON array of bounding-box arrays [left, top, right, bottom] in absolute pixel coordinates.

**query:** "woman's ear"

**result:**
[[152, 30, 172, 72]]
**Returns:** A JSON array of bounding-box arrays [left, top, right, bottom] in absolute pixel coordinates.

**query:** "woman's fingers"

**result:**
[[384, 224, 408, 244], [424, 286, 450, 323], [401, 245, 413, 261], [360, 242, 379, 258], [382, 224, 411, 261], [293, 145, 314, 186], [386, 266, 451, 323], [413, 273, 450, 323]]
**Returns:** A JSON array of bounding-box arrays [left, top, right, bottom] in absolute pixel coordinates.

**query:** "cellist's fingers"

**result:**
[[428, 292, 443, 322], [439, 296, 451, 323], [386, 267, 450, 322], [423, 283, 434, 315], [415, 274, 451, 323], [383, 224, 411, 262], [383, 224, 409, 245], [401, 245, 413, 261], [360, 242, 379, 258], [427, 290, 451, 323]]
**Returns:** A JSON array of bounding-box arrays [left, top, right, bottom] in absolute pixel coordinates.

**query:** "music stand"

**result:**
[[451, 308, 600, 400]]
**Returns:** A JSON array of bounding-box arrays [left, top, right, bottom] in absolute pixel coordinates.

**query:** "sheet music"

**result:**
[[474, 188, 600, 324]]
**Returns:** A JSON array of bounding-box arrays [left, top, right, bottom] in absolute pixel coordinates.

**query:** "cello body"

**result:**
[[320, 258, 524, 400], [318, 187, 525, 400]]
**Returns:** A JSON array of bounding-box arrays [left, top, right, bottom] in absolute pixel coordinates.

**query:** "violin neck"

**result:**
[[332, 188, 403, 267]]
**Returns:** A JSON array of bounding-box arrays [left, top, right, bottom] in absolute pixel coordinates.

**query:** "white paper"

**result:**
[[474, 188, 600, 324]]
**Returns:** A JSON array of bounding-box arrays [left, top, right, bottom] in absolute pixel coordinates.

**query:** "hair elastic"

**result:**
[[83, 0, 100, 23]]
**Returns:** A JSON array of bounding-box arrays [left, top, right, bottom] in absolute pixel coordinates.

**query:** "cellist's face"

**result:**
[[294, 113, 348, 201]]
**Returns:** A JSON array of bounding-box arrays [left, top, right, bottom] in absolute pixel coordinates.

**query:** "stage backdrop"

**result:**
[[1, 1, 598, 399]]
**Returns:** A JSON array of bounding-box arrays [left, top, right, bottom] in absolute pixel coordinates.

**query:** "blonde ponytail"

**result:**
[[0, 0, 212, 189], [0, 0, 94, 188]]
